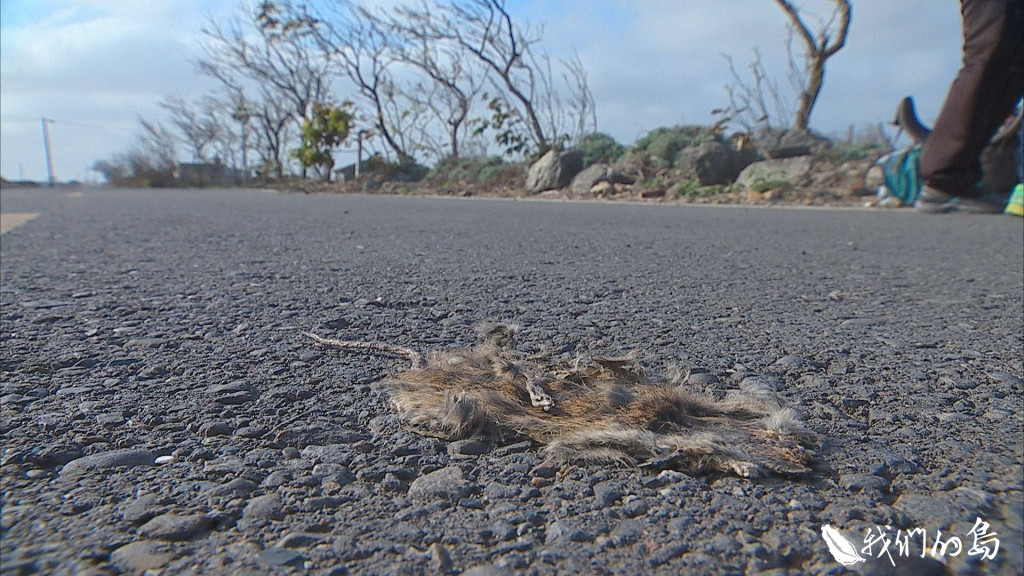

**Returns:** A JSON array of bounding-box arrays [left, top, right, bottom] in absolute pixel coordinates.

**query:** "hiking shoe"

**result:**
[[914, 186, 1006, 214]]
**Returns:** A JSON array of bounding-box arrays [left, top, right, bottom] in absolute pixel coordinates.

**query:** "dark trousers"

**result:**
[[920, 0, 1023, 197]]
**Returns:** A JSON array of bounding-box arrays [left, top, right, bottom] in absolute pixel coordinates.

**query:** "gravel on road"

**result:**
[[1, 187, 1021, 575]]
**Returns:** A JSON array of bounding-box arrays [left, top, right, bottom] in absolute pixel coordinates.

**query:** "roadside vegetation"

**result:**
[[92, 0, 883, 206]]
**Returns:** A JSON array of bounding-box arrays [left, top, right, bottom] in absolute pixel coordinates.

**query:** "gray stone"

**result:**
[[622, 497, 649, 518], [122, 493, 167, 525], [609, 519, 643, 546], [751, 128, 831, 159], [138, 513, 214, 541], [676, 141, 748, 185], [59, 449, 155, 478], [592, 481, 623, 507], [258, 547, 305, 568], [447, 438, 490, 456], [462, 565, 514, 576], [199, 422, 233, 437], [545, 519, 593, 544], [894, 494, 960, 529], [569, 163, 632, 194], [407, 466, 472, 503], [736, 156, 813, 190], [277, 532, 325, 548], [244, 493, 285, 521], [839, 473, 890, 493], [526, 149, 584, 193], [686, 372, 719, 387], [204, 478, 259, 498], [95, 412, 125, 427], [771, 355, 816, 372], [109, 540, 175, 573]]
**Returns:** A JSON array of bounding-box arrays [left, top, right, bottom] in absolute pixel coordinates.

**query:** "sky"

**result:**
[[0, 0, 964, 183]]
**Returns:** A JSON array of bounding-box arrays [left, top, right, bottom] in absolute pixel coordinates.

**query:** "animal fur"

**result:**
[[307, 323, 818, 478]]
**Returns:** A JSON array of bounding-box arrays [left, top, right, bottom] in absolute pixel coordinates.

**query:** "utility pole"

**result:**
[[41, 117, 56, 187]]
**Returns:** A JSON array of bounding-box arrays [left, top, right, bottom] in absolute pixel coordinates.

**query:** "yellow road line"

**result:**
[[0, 213, 40, 234]]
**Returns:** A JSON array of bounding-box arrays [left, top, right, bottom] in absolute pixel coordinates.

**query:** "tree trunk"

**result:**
[[794, 54, 825, 131]]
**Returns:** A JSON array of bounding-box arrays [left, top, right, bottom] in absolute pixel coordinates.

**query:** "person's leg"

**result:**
[[919, 0, 1023, 203]]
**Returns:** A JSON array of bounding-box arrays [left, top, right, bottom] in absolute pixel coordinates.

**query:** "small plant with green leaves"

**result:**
[[293, 102, 353, 182], [633, 125, 720, 168], [748, 177, 788, 193], [575, 132, 625, 166], [673, 180, 725, 198]]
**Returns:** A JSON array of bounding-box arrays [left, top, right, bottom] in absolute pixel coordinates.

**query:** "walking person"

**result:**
[[915, 0, 1023, 213]]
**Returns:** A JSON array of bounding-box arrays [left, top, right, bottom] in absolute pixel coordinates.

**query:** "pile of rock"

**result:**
[[525, 128, 872, 205]]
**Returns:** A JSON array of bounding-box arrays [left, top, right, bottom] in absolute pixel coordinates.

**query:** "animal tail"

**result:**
[[303, 332, 424, 369]]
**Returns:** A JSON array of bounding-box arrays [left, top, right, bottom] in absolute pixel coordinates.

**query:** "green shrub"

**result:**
[[673, 180, 725, 198], [633, 125, 719, 168], [427, 156, 507, 186], [575, 132, 625, 166], [748, 177, 788, 193]]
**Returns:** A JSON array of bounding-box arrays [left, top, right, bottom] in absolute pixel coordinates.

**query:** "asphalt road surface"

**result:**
[[1, 187, 1022, 575]]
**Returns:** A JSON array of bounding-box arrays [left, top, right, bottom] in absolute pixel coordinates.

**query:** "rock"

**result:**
[[609, 519, 643, 546], [204, 478, 259, 499], [839, 473, 890, 493], [381, 473, 404, 492], [59, 449, 155, 478], [462, 565, 514, 576], [771, 355, 816, 373], [55, 386, 93, 396], [261, 470, 292, 488], [676, 141, 752, 185], [122, 493, 168, 525], [545, 519, 592, 544], [199, 422, 233, 437], [526, 149, 583, 193], [234, 426, 266, 438], [109, 540, 175, 573], [569, 163, 632, 195], [593, 481, 623, 507], [430, 542, 453, 574], [685, 372, 719, 387], [590, 181, 613, 196], [736, 156, 814, 190], [447, 438, 490, 456], [622, 497, 649, 518], [23, 444, 84, 469], [138, 513, 215, 541], [277, 532, 325, 548], [751, 128, 831, 159], [407, 466, 473, 503], [894, 494, 961, 529], [871, 450, 920, 476], [244, 494, 285, 522], [95, 412, 125, 427], [258, 547, 305, 568]]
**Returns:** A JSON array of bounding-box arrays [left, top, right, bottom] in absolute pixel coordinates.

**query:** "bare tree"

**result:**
[[435, 0, 595, 154], [388, 1, 487, 159], [197, 1, 334, 177], [773, 0, 851, 130], [250, 87, 295, 179], [717, 48, 794, 132], [199, 1, 331, 125], [160, 94, 221, 162], [300, 2, 415, 160], [136, 118, 179, 171]]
